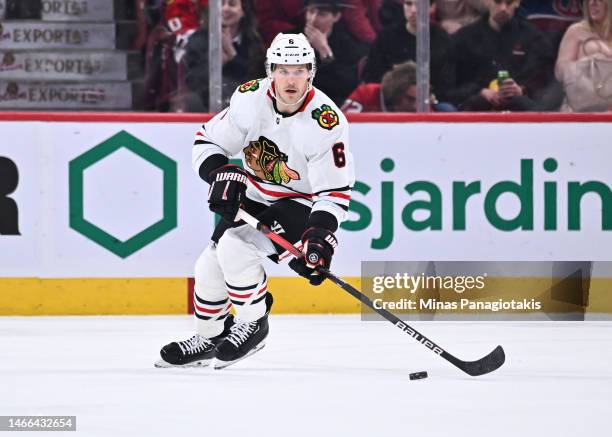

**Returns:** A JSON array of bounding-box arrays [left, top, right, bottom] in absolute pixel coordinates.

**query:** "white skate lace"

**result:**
[[178, 334, 213, 355], [226, 322, 258, 348]]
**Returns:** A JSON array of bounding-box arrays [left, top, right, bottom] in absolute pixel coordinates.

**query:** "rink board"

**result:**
[[0, 277, 362, 315], [2, 276, 612, 316], [0, 113, 611, 315]]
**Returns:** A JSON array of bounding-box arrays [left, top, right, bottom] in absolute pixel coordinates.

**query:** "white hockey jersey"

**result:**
[[192, 78, 355, 225]]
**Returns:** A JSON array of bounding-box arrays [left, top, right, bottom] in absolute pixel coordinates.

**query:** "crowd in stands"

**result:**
[[138, 0, 612, 112]]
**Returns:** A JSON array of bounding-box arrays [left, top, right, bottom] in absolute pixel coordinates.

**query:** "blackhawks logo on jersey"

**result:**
[[243, 136, 300, 184], [311, 104, 339, 130], [238, 79, 261, 93]]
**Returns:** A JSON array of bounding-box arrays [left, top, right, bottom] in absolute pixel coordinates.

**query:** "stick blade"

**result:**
[[457, 345, 506, 377]]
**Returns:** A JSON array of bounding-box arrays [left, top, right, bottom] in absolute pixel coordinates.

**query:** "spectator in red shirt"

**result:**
[[254, 0, 303, 45], [342, 61, 456, 111], [164, 0, 207, 61], [143, 0, 207, 111], [342, 0, 383, 43]]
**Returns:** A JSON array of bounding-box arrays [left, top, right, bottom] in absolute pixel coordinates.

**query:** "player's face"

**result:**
[[272, 65, 310, 105], [222, 0, 244, 28], [488, 0, 520, 27], [587, 0, 608, 24]]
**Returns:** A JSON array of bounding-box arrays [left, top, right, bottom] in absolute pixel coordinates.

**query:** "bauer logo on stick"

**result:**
[[311, 104, 339, 130]]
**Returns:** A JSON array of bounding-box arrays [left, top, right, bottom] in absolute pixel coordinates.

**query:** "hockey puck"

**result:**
[[409, 371, 428, 380]]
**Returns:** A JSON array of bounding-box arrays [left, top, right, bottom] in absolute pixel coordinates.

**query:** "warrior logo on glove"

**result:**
[[243, 136, 300, 184], [212, 170, 248, 185], [207, 165, 248, 221]]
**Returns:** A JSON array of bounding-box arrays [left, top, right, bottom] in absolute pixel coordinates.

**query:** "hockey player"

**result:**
[[156, 32, 355, 369]]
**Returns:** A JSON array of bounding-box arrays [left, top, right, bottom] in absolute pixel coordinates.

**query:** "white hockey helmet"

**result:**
[[265, 33, 317, 85]]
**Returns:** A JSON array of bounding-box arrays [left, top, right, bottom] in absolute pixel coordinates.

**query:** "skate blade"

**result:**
[[213, 343, 266, 370], [154, 358, 212, 368]]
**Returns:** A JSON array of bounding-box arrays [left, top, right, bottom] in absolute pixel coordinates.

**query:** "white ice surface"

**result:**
[[2, 315, 611, 437]]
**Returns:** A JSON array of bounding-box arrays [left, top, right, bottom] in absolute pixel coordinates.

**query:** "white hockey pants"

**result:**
[[192, 224, 276, 338]]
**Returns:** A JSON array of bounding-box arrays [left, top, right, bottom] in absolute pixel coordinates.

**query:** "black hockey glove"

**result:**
[[289, 227, 338, 286], [207, 165, 248, 222]]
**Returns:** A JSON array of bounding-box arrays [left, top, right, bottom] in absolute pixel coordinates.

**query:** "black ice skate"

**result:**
[[214, 294, 273, 369], [155, 315, 234, 368]]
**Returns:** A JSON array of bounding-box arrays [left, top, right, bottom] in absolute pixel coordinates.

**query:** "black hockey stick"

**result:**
[[236, 209, 505, 377]]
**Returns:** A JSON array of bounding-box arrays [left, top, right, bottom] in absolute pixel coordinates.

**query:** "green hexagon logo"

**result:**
[[69, 130, 177, 258]]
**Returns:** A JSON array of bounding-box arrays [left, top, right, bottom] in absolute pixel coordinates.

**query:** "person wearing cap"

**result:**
[[156, 33, 355, 370], [254, 0, 382, 46]]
